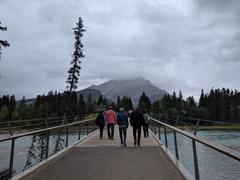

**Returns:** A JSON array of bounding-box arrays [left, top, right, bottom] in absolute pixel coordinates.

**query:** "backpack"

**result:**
[[143, 113, 150, 124], [96, 113, 105, 126]]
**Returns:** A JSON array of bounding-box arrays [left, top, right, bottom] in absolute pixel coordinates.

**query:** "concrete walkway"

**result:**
[[21, 126, 185, 180]]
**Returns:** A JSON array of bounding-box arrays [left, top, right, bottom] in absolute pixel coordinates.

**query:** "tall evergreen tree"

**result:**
[[78, 94, 86, 114], [199, 89, 206, 107], [97, 95, 104, 105], [66, 17, 85, 92], [86, 94, 93, 113], [116, 96, 121, 109], [0, 22, 10, 59], [177, 91, 183, 113], [9, 95, 16, 120]]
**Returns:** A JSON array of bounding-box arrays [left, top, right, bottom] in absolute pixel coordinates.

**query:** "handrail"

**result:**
[[0, 113, 95, 124], [0, 118, 93, 143], [151, 118, 240, 161], [152, 113, 240, 126], [0, 117, 97, 179]]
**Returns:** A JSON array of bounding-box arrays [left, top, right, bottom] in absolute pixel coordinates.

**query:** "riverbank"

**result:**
[[177, 125, 240, 131]]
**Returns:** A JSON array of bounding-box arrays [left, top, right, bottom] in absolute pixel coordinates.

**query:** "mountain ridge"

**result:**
[[84, 77, 167, 104]]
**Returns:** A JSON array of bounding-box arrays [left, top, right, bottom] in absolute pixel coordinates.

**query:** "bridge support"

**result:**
[[173, 131, 179, 160], [163, 126, 168, 148], [8, 138, 15, 178], [192, 140, 200, 180]]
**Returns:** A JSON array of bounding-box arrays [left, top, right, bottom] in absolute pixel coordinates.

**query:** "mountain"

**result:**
[[85, 77, 167, 105], [17, 77, 167, 106]]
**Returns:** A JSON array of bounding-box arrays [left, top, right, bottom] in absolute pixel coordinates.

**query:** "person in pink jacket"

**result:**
[[105, 106, 117, 140]]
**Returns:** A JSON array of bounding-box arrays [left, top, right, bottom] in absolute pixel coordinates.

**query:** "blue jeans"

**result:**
[[119, 127, 127, 144], [107, 124, 114, 139]]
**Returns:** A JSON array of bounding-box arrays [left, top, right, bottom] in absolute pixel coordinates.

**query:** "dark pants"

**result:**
[[119, 127, 127, 144], [99, 125, 104, 138], [107, 124, 115, 139], [143, 123, 149, 137], [133, 126, 141, 145]]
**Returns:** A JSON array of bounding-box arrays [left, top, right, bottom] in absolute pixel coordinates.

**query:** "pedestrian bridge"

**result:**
[[0, 115, 240, 180], [17, 127, 185, 180]]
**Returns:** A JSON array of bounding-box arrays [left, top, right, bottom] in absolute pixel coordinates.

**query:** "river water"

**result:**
[[158, 130, 240, 180], [0, 130, 240, 179]]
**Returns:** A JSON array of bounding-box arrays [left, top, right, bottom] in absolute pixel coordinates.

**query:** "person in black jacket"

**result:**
[[95, 110, 105, 139], [130, 108, 144, 146]]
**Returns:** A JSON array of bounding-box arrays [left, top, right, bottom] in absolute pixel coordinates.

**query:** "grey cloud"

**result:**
[[0, 0, 240, 100]]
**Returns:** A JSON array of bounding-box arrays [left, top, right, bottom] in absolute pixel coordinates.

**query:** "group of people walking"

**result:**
[[95, 106, 150, 146]]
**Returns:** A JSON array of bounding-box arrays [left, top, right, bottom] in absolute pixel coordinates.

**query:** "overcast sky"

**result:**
[[0, 0, 240, 100]]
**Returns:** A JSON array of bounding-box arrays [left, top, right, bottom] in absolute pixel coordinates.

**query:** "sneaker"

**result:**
[[134, 142, 136, 146], [123, 142, 127, 147]]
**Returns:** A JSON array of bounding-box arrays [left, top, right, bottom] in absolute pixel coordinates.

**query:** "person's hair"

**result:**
[[119, 107, 124, 112]]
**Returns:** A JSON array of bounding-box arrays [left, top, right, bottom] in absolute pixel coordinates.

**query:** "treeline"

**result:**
[[0, 91, 136, 122], [0, 91, 109, 121], [151, 88, 240, 123], [1, 88, 239, 123]]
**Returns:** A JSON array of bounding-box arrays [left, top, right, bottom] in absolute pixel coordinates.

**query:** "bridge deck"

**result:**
[[21, 127, 185, 180]]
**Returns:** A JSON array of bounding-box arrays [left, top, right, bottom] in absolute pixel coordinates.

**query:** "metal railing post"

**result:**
[[150, 119, 152, 131], [159, 114, 162, 121], [45, 130, 50, 159], [175, 116, 179, 126], [44, 117, 48, 128], [158, 124, 161, 140], [165, 115, 169, 123], [8, 138, 15, 178], [7, 119, 13, 136], [194, 120, 200, 135], [86, 122, 89, 135], [66, 127, 69, 147], [174, 131, 179, 160], [77, 116, 81, 140], [78, 125, 81, 140], [164, 126, 168, 148], [192, 140, 200, 180], [153, 122, 156, 135]]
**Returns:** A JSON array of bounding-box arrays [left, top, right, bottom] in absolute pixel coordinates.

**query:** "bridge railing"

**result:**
[[150, 113, 240, 134], [0, 113, 97, 136], [150, 117, 240, 180], [0, 116, 98, 179]]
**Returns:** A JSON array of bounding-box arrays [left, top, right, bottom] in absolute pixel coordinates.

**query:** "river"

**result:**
[[0, 130, 240, 179], [158, 130, 240, 180]]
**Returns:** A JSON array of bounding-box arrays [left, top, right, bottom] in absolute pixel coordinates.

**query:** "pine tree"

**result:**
[[78, 94, 86, 114], [177, 91, 183, 114], [86, 94, 93, 113], [127, 97, 133, 111], [66, 17, 85, 92], [97, 95, 104, 105], [0, 22, 10, 59], [116, 96, 121, 109], [199, 89, 206, 107], [9, 95, 16, 120]]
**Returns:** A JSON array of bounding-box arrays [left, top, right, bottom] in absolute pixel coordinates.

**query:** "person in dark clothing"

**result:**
[[130, 108, 144, 146], [95, 110, 105, 139], [143, 110, 150, 138], [117, 107, 129, 147]]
